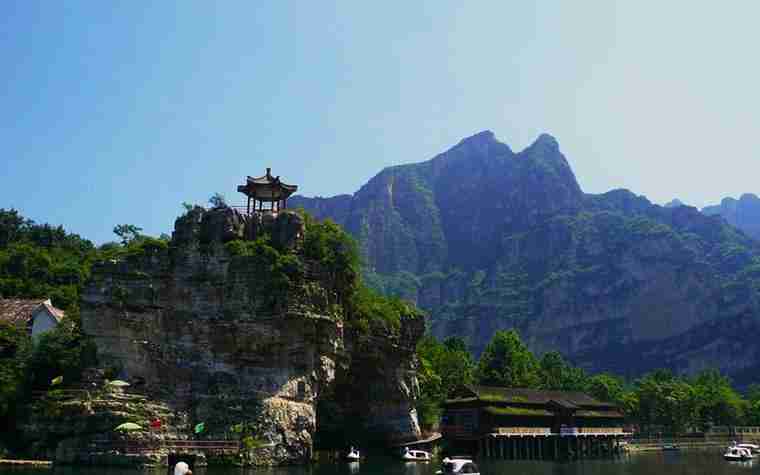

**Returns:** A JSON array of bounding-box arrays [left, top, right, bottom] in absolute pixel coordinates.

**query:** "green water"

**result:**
[[1, 452, 756, 475]]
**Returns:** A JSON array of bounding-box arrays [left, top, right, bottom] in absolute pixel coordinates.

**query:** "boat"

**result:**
[[402, 447, 432, 462], [724, 446, 754, 461], [661, 444, 680, 451], [174, 462, 192, 475], [344, 446, 361, 461], [436, 456, 480, 475], [736, 443, 760, 455]]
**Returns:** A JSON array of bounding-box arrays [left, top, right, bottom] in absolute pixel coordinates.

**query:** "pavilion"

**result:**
[[237, 168, 298, 215]]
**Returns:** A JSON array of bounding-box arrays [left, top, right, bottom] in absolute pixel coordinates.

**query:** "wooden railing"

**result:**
[[494, 427, 552, 436], [90, 440, 242, 454], [734, 427, 760, 434], [578, 427, 624, 435]]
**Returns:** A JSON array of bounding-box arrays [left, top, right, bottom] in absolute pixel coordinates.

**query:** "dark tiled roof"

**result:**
[[0, 298, 64, 327], [575, 409, 624, 418], [237, 168, 298, 198], [483, 406, 553, 417], [449, 386, 614, 408]]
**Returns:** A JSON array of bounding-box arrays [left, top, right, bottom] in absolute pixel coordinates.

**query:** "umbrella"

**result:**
[[114, 422, 142, 432], [107, 380, 131, 387]]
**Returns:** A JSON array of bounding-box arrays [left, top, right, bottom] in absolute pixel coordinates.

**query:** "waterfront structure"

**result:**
[[237, 168, 298, 215], [0, 298, 64, 339], [441, 385, 626, 459]]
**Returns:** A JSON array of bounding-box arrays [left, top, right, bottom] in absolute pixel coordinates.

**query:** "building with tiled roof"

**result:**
[[442, 385, 624, 440], [0, 298, 64, 339]]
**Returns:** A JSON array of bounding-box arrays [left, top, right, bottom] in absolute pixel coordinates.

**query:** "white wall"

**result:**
[[31, 310, 58, 339]]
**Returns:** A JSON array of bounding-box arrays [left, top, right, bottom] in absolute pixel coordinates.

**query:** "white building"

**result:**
[[0, 298, 64, 339]]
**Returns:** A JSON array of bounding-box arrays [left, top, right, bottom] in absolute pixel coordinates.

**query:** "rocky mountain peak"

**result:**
[[526, 132, 560, 152]]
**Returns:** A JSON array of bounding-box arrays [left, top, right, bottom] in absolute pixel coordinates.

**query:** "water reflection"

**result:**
[[1, 452, 757, 475]]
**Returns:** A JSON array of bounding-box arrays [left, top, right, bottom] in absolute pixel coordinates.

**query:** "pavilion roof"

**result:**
[[237, 168, 298, 201], [446, 385, 615, 409]]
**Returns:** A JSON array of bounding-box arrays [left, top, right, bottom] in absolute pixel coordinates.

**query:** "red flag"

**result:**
[[150, 418, 162, 429]]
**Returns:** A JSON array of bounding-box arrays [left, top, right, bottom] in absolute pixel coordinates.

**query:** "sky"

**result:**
[[2, 1, 760, 244]]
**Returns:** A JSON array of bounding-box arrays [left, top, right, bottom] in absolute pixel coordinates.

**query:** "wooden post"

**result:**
[[538, 437, 542, 459]]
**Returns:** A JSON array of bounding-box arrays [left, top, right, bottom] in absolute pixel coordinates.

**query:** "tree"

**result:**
[[209, 193, 227, 208], [636, 370, 699, 434], [692, 369, 744, 428], [476, 329, 539, 388], [538, 351, 588, 391], [587, 373, 625, 403], [0, 322, 30, 419], [0, 209, 31, 248], [112, 224, 143, 245]]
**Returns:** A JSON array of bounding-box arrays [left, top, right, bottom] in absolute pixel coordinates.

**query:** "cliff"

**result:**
[[702, 194, 760, 241], [291, 131, 760, 385], [49, 206, 423, 466]]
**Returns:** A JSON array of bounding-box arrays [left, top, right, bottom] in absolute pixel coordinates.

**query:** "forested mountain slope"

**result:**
[[291, 131, 760, 385]]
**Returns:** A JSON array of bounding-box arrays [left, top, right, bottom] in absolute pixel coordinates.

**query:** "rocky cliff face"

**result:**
[[291, 131, 760, 385], [702, 194, 760, 241], [75, 206, 422, 466]]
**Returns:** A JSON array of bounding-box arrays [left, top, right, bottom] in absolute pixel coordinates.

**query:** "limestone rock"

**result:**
[[77, 206, 422, 466], [199, 206, 247, 243]]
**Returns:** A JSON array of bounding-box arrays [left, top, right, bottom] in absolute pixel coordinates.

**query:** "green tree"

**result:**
[[587, 373, 625, 403], [476, 329, 539, 388], [636, 370, 698, 434], [691, 369, 744, 428], [208, 193, 227, 208], [0, 322, 30, 419], [538, 351, 588, 391], [112, 224, 143, 245]]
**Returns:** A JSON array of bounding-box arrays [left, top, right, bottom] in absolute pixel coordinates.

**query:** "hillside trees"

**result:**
[[417, 328, 757, 434]]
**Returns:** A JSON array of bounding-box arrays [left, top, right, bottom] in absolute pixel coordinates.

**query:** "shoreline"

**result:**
[[0, 460, 53, 467]]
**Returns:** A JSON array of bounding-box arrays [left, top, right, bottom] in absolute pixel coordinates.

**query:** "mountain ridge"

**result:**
[[290, 131, 760, 384]]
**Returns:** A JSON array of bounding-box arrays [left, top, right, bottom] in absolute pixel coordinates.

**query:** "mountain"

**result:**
[[664, 198, 687, 208], [290, 131, 760, 385], [702, 194, 760, 241]]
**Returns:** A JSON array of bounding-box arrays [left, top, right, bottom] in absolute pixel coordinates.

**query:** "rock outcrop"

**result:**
[[70, 207, 422, 466], [702, 194, 760, 241], [291, 131, 760, 386]]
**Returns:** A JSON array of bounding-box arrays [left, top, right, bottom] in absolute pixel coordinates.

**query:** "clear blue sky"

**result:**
[[3, 1, 759, 244]]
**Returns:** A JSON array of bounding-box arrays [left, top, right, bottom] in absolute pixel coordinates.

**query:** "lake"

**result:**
[[1, 452, 756, 475]]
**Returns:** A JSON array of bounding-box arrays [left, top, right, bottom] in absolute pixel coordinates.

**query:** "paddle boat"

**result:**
[[736, 443, 760, 455], [401, 447, 432, 461], [344, 446, 361, 461], [724, 446, 754, 461], [174, 462, 192, 475], [436, 456, 480, 475]]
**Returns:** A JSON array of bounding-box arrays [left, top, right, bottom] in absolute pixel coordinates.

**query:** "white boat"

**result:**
[[436, 456, 480, 475], [402, 447, 432, 461], [724, 446, 754, 461], [736, 443, 760, 455], [344, 446, 361, 461]]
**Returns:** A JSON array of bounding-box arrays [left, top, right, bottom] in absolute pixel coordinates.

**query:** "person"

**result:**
[[174, 461, 192, 475]]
